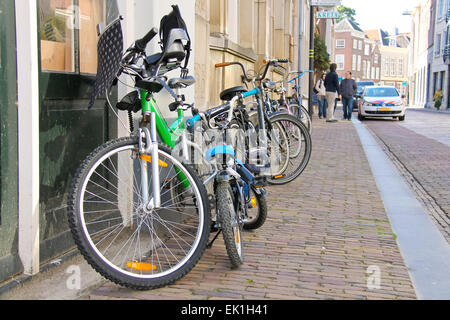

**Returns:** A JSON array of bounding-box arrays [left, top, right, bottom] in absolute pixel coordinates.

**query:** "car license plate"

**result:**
[[378, 107, 391, 112]]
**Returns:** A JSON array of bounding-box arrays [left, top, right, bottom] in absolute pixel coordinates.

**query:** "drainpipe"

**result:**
[[298, 0, 304, 89], [309, 4, 315, 118]]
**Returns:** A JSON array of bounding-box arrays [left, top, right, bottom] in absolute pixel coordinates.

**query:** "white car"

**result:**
[[357, 86, 406, 121]]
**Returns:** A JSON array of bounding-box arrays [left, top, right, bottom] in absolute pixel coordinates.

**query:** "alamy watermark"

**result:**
[[366, 265, 381, 290], [66, 265, 81, 290]]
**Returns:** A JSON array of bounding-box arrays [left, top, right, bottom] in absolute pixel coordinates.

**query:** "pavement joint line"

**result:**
[[352, 118, 450, 300]]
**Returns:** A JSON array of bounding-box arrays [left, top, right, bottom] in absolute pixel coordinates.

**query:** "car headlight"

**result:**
[[393, 102, 403, 106], [363, 101, 372, 106]]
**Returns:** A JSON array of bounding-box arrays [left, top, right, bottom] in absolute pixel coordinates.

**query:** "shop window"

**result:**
[[39, 0, 75, 72], [39, 0, 118, 74]]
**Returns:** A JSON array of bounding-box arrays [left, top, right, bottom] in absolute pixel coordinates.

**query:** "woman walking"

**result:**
[[315, 73, 328, 119]]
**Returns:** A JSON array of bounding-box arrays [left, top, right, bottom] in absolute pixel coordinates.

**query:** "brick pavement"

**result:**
[[81, 114, 416, 300], [365, 117, 450, 243]]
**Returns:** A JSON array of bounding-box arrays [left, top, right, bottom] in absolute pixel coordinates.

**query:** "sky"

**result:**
[[340, 0, 421, 34]]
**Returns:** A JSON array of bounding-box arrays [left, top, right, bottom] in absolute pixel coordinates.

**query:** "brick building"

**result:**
[[333, 18, 381, 83]]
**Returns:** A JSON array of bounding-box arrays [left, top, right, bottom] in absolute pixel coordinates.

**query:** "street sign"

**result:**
[[317, 11, 340, 19], [311, 0, 342, 7]]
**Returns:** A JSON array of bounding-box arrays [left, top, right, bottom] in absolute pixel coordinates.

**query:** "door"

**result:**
[[37, 0, 119, 263], [0, 0, 21, 282]]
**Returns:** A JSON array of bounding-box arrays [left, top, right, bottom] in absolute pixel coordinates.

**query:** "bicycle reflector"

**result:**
[[126, 262, 157, 271], [140, 155, 168, 167], [250, 196, 257, 209]]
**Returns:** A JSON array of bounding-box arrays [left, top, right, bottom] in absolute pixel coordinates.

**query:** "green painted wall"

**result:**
[[0, 0, 21, 282], [38, 73, 115, 263]]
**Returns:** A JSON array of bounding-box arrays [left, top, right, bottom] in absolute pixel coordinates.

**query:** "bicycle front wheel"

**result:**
[[68, 137, 210, 290], [216, 181, 244, 268]]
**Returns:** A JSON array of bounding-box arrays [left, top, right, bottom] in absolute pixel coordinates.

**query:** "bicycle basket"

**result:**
[[88, 19, 123, 109]]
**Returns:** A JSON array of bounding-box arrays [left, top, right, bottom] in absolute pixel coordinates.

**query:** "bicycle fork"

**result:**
[[139, 112, 161, 210]]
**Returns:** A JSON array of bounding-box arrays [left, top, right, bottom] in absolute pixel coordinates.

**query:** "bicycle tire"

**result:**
[[68, 136, 210, 290], [243, 189, 267, 231], [216, 181, 244, 268], [290, 103, 312, 135], [266, 113, 312, 185]]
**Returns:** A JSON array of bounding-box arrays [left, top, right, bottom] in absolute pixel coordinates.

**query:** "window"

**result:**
[[357, 55, 361, 71], [358, 40, 363, 50], [440, 71, 446, 90], [384, 57, 390, 76], [336, 39, 345, 49], [398, 58, 404, 76], [365, 87, 400, 97], [438, 0, 444, 20], [374, 54, 379, 64], [336, 54, 345, 70], [352, 54, 357, 71], [362, 60, 367, 78], [367, 61, 371, 79], [365, 44, 370, 55], [436, 34, 442, 57], [391, 58, 396, 76], [376, 67, 380, 80], [353, 39, 358, 49], [39, 0, 75, 72], [39, 0, 118, 74]]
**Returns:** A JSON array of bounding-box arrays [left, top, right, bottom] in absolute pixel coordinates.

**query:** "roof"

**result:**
[[347, 19, 363, 32], [364, 29, 390, 46]]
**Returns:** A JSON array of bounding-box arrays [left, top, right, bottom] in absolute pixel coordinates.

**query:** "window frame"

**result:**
[[336, 54, 345, 71], [336, 39, 345, 49], [39, 0, 111, 76]]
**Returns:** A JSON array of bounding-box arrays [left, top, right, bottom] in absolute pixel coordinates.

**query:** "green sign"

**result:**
[[317, 11, 340, 19]]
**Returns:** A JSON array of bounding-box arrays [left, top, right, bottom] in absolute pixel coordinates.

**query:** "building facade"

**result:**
[[428, 0, 450, 109], [409, 0, 433, 107], [333, 19, 381, 83]]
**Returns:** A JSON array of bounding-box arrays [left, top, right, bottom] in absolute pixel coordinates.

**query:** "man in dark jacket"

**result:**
[[324, 63, 341, 123], [339, 71, 357, 120]]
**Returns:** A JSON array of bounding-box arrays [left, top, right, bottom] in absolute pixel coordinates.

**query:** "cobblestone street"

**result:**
[[80, 112, 417, 301], [365, 109, 450, 243]]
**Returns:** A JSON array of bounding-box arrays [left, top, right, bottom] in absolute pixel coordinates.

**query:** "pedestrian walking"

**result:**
[[315, 73, 328, 119], [339, 71, 357, 120], [324, 63, 341, 123]]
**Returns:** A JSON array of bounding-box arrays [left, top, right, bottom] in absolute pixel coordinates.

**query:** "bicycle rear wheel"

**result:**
[[68, 137, 210, 290], [290, 104, 312, 135], [266, 113, 312, 185]]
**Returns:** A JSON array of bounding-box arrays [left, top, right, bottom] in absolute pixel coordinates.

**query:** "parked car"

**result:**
[[358, 86, 406, 121], [353, 81, 374, 110]]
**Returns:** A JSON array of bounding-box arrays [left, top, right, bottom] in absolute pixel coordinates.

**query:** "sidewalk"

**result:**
[[80, 112, 417, 300]]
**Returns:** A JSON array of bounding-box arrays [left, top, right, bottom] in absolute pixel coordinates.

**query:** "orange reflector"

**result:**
[[236, 232, 240, 244], [126, 262, 157, 271], [250, 196, 257, 208], [273, 175, 284, 179], [140, 155, 168, 167]]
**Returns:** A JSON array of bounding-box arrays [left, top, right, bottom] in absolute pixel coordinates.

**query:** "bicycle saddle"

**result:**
[[220, 86, 248, 101], [168, 76, 196, 89]]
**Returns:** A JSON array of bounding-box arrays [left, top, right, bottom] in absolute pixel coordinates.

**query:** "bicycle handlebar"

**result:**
[[287, 70, 313, 84], [215, 58, 289, 83], [135, 27, 158, 52]]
